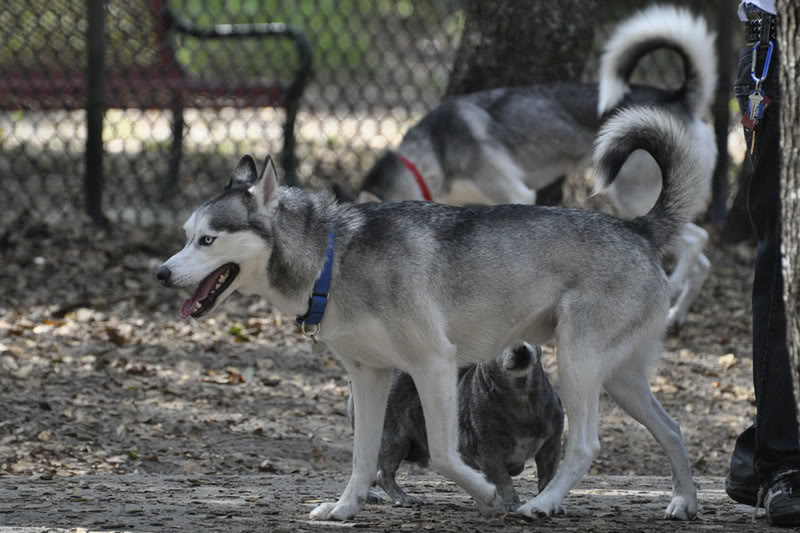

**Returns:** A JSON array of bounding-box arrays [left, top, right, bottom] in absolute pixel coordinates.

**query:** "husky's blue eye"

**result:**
[[199, 236, 216, 246]]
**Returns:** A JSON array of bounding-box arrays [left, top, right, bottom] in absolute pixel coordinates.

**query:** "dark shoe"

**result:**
[[765, 469, 800, 527], [727, 425, 759, 506]]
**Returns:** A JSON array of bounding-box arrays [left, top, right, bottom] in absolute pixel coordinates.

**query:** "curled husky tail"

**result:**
[[597, 5, 717, 118], [593, 106, 704, 252]]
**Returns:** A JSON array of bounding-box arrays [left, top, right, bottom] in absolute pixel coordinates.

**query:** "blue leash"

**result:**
[[296, 225, 335, 336]]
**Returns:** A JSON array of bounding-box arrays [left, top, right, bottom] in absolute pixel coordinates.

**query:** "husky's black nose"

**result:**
[[155, 265, 172, 286]]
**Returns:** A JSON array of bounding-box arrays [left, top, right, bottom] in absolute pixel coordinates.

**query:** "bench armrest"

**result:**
[[162, 8, 312, 103]]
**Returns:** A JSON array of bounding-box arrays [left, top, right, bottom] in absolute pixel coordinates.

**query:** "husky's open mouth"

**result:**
[[180, 263, 239, 319]]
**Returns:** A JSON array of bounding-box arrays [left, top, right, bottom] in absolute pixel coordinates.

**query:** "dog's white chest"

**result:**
[[507, 436, 541, 466]]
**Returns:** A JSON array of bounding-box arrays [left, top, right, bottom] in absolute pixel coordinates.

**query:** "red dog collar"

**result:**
[[395, 153, 433, 201]]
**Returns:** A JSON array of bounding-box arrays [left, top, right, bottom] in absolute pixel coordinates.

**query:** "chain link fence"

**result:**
[[0, 0, 740, 228]]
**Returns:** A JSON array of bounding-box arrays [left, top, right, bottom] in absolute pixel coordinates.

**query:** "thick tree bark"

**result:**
[[776, 0, 800, 428], [445, 0, 599, 96]]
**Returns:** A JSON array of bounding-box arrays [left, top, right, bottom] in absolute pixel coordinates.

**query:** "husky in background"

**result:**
[[157, 103, 705, 522], [342, 5, 717, 326], [349, 342, 563, 511]]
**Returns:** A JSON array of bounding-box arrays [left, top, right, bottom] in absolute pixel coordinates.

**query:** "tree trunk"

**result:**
[[445, 0, 600, 96], [776, 0, 800, 428]]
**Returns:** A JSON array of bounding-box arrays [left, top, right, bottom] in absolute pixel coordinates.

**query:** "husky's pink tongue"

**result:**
[[179, 266, 226, 319], [179, 298, 195, 320]]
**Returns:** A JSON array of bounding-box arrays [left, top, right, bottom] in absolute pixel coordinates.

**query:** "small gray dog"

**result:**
[[348, 342, 564, 511]]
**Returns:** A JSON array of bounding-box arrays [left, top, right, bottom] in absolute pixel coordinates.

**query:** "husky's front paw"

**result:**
[[665, 495, 697, 520], [517, 495, 566, 519], [309, 500, 361, 521]]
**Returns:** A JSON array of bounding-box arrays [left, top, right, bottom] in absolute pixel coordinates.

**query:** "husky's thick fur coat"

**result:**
[[158, 103, 705, 521]]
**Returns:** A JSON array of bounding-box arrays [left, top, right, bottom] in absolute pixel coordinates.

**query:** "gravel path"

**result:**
[[0, 474, 774, 532]]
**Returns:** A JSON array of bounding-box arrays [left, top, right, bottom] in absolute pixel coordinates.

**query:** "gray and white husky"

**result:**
[[343, 5, 717, 327], [157, 105, 703, 522]]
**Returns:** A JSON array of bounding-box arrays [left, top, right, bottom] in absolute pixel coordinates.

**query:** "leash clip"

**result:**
[[750, 40, 774, 86]]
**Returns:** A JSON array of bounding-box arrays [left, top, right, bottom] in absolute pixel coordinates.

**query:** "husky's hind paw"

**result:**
[[665, 495, 697, 520], [517, 495, 565, 519], [309, 500, 361, 521]]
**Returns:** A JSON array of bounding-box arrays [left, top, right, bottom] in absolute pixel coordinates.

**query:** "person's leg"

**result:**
[[748, 98, 800, 483], [727, 425, 758, 504], [727, 20, 800, 524]]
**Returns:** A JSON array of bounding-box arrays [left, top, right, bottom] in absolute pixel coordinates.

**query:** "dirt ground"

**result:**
[[0, 474, 776, 532], [0, 180, 762, 529]]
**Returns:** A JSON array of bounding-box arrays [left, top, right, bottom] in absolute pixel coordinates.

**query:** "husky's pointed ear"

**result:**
[[226, 155, 259, 190], [250, 155, 279, 210]]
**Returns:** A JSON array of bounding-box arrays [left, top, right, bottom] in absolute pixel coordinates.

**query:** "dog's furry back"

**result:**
[[594, 106, 706, 252]]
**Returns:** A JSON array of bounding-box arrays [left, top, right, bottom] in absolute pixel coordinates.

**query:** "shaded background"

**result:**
[[0, 0, 743, 229], [0, 1, 765, 510]]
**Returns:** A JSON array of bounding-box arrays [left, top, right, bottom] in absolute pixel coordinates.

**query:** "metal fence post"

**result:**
[[85, 0, 107, 225], [709, 0, 734, 226]]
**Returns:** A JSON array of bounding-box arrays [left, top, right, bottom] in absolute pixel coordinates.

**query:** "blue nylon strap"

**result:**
[[296, 226, 335, 327]]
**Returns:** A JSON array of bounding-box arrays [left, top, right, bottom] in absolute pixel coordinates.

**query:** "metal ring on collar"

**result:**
[[301, 321, 321, 339]]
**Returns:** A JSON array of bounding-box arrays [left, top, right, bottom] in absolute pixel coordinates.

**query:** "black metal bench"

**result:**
[[0, 1, 312, 223]]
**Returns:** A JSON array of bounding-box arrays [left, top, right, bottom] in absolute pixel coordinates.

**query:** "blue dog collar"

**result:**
[[296, 226, 335, 333]]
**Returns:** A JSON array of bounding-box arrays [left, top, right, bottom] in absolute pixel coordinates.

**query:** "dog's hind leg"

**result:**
[[310, 358, 393, 521], [471, 147, 537, 205], [518, 342, 601, 518], [668, 252, 710, 326], [667, 223, 710, 326], [603, 342, 697, 520], [409, 355, 504, 516]]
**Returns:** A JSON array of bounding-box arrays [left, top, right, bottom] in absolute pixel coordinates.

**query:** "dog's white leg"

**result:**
[[310, 358, 392, 521], [667, 223, 710, 326], [517, 347, 601, 518], [472, 147, 537, 205], [667, 252, 710, 326], [667, 223, 705, 296], [409, 355, 503, 516], [604, 345, 697, 520]]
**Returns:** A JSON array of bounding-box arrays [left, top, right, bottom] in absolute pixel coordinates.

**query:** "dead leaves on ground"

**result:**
[[0, 219, 758, 479]]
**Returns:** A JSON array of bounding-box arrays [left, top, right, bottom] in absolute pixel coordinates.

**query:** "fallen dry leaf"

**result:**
[[718, 353, 737, 371]]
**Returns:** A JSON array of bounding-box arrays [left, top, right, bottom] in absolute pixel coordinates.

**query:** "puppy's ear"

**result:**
[[331, 183, 354, 203], [523, 342, 542, 365], [502, 342, 536, 372], [226, 154, 259, 190], [357, 191, 382, 203], [250, 155, 279, 211]]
